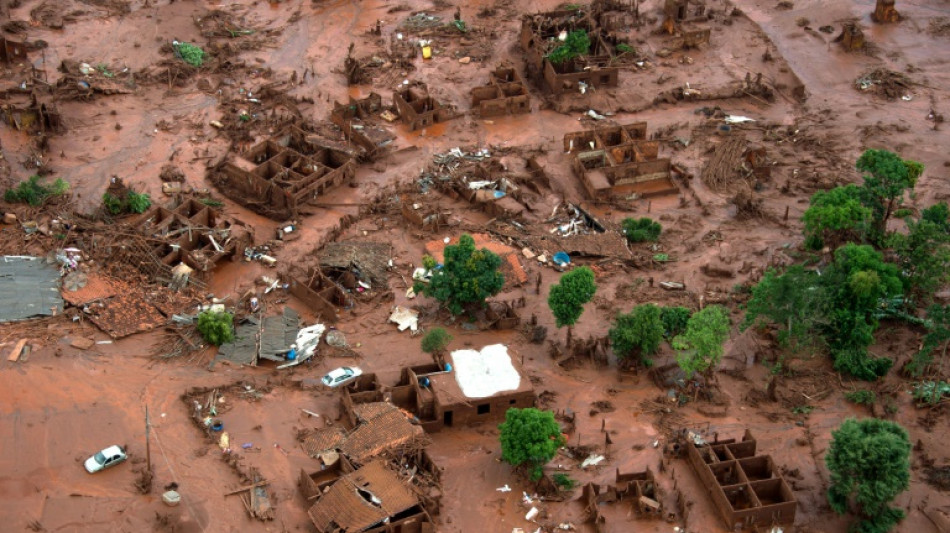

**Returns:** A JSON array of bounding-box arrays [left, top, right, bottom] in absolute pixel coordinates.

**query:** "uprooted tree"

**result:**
[[498, 407, 565, 481], [414, 234, 505, 315], [826, 418, 910, 533], [548, 266, 597, 344]]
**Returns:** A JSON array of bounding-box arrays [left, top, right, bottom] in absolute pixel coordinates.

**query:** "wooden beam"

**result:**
[[7, 339, 28, 362], [224, 480, 269, 496]]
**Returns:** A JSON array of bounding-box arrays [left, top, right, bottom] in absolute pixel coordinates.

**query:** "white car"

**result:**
[[85, 445, 127, 474], [321, 366, 363, 388]]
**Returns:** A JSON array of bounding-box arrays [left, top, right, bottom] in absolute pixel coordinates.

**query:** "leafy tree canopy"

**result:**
[[548, 267, 597, 328], [498, 408, 565, 481], [742, 266, 829, 352], [802, 184, 873, 249], [609, 304, 664, 366], [674, 306, 730, 377], [826, 418, 910, 533], [547, 30, 590, 64], [887, 205, 950, 304], [856, 149, 922, 242], [414, 234, 505, 315]]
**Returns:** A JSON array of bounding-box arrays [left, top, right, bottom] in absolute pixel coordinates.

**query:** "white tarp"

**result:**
[[450, 344, 521, 399]]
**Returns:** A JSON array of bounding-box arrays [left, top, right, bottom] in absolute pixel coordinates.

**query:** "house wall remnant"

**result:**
[[330, 93, 394, 160], [581, 468, 663, 531], [565, 122, 677, 199], [872, 0, 900, 23], [393, 83, 458, 131], [209, 126, 357, 220], [836, 23, 866, 52], [470, 65, 531, 117], [520, 7, 633, 95], [685, 430, 797, 530], [0, 37, 27, 63]]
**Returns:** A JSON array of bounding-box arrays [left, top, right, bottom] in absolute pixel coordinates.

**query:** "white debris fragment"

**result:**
[[389, 306, 419, 332]]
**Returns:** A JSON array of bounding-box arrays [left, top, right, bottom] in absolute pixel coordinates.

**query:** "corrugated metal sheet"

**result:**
[[0, 256, 63, 322]]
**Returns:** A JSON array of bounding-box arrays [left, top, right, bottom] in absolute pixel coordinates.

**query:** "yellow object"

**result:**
[[422, 45, 432, 59]]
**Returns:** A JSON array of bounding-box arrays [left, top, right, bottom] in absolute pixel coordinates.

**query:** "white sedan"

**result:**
[[321, 366, 363, 388], [85, 445, 127, 474]]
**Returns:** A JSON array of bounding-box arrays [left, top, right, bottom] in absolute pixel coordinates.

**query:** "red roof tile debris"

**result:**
[[307, 461, 419, 533], [423, 233, 528, 285]]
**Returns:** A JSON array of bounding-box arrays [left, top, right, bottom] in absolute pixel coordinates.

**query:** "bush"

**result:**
[[826, 418, 910, 533], [660, 306, 691, 339], [102, 191, 152, 216], [547, 30, 590, 64], [196, 310, 235, 346], [845, 389, 876, 405], [174, 42, 206, 67], [609, 304, 664, 366], [622, 217, 662, 242], [420, 327, 452, 356], [553, 473, 576, 489], [499, 408, 564, 481], [4, 175, 69, 206]]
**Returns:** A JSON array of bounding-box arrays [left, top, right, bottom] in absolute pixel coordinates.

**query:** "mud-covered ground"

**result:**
[[1, 0, 949, 531]]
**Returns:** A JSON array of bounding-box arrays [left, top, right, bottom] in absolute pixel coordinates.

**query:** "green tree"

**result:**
[[802, 185, 873, 249], [673, 306, 730, 378], [548, 267, 597, 342], [621, 217, 662, 243], [609, 304, 664, 367], [660, 306, 692, 339], [421, 327, 452, 360], [826, 418, 911, 533], [414, 234, 505, 315], [196, 310, 235, 346], [907, 304, 950, 377], [822, 244, 903, 379], [887, 205, 950, 304], [742, 266, 829, 353], [498, 408, 565, 481], [855, 149, 922, 243]]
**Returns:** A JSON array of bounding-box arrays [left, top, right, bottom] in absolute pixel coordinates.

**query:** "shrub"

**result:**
[[4, 175, 69, 206], [126, 191, 152, 213], [553, 473, 576, 489], [102, 191, 152, 216], [845, 389, 876, 405], [660, 306, 691, 339], [174, 42, 206, 67], [196, 310, 235, 346], [674, 306, 730, 378], [547, 30, 590, 64], [621, 217, 662, 242], [609, 304, 664, 366], [420, 327, 452, 356]]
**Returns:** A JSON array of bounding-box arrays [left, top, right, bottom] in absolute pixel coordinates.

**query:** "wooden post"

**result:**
[[145, 405, 152, 475]]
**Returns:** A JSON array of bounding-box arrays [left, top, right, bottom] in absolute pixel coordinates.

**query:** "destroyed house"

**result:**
[[564, 122, 676, 199], [0, 37, 27, 63], [520, 9, 622, 95], [470, 66, 531, 117], [330, 93, 395, 159], [686, 430, 797, 530], [306, 460, 433, 533], [131, 198, 251, 278], [393, 83, 457, 131], [304, 399, 427, 465], [345, 345, 535, 432], [210, 126, 357, 220]]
